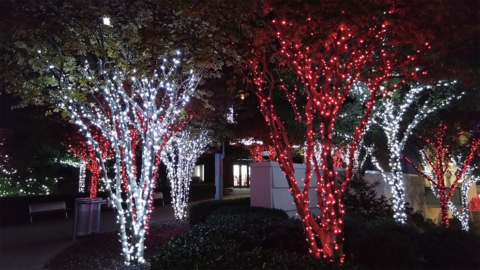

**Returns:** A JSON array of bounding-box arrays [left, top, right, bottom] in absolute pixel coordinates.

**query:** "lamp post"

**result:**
[[261, 150, 269, 161]]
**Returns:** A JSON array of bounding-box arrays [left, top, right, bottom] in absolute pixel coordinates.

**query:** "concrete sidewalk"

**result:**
[[0, 189, 250, 270]]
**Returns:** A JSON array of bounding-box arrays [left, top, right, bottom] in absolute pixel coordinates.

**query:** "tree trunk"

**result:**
[[391, 171, 406, 223], [439, 187, 450, 227], [319, 136, 345, 260]]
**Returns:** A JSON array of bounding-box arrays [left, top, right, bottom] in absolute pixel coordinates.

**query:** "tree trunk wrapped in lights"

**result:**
[[46, 52, 201, 265], [161, 129, 210, 220], [412, 151, 479, 231], [369, 85, 459, 223], [455, 161, 478, 231], [64, 128, 113, 198], [404, 122, 480, 229], [248, 15, 423, 260]]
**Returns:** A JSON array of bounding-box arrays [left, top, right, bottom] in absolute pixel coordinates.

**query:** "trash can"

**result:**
[[73, 197, 106, 240]]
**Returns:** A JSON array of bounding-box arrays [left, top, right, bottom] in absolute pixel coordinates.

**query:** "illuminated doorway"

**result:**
[[233, 162, 250, 187]]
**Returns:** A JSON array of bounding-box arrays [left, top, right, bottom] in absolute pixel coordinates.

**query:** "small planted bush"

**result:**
[[419, 227, 480, 270], [188, 197, 250, 225], [344, 218, 422, 270], [152, 206, 359, 269]]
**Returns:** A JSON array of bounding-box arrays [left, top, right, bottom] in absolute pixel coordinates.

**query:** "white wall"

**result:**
[[250, 161, 457, 221], [363, 171, 426, 213], [250, 161, 320, 217]]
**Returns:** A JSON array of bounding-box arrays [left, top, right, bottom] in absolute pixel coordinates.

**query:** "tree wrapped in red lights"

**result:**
[[403, 122, 480, 228], [186, 0, 478, 260], [247, 5, 432, 260], [64, 128, 113, 198]]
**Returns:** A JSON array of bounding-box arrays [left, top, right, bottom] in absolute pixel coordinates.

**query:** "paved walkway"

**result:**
[[0, 188, 250, 270]]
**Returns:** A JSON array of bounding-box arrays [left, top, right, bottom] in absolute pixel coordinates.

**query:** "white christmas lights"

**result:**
[[44, 51, 201, 264], [161, 130, 210, 220], [368, 84, 459, 223], [424, 154, 479, 231], [59, 159, 86, 193]]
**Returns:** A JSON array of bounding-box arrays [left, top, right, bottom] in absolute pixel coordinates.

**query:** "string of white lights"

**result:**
[[418, 148, 478, 231], [369, 84, 459, 223], [161, 130, 210, 220], [58, 159, 86, 193], [42, 49, 201, 265]]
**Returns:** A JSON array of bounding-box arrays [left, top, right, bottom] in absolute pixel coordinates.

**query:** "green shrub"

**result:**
[[209, 205, 288, 219], [205, 207, 306, 254], [188, 197, 250, 225], [469, 220, 480, 235], [152, 206, 360, 269], [341, 174, 394, 221], [419, 227, 480, 270], [343, 217, 480, 270], [407, 210, 438, 231], [344, 218, 422, 269], [188, 183, 216, 201], [152, 242, 355, 270]]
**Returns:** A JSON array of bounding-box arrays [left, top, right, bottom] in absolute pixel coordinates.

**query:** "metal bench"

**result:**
[[154, 192, 164, 206], [29, 201, 68, 223]]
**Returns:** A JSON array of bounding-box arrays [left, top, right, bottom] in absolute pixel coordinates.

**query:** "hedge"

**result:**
[[188, 197, 250, 225], [151, 206, 358, 269]]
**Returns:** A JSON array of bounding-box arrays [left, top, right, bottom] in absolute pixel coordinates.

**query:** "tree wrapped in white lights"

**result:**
[[369, 85, 459, 223], [46, 51, 201, 265], [411, 142, 479, 231], [404, 122, 480, 229], [161, 129, 210, 220], [449, 158, 478, 231]]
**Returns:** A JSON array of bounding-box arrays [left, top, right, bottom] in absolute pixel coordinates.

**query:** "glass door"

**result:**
[[233, 163, 250, 187]]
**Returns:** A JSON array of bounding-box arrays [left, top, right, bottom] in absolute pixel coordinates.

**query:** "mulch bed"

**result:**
[[44, 220, 189, 270]]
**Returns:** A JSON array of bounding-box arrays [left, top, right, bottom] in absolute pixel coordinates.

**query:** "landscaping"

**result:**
[[40, 196, 480, 270], [152, 199, 480, 270], [0, 0, 479, 269], [44, 220, 189, 270]]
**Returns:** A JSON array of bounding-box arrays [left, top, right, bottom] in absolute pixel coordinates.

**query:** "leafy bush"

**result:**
[[419, 227, 480, 270], [469, 220, 480, 235], [152, 206, 360, 269], [344, 217, 480, 270], [341, 174, 394, 221], [209, 205, 288, 219], [407, 210, 438, 231], [205, 207, 306, 254], [188, 197, 250, 225], [343, 217, 422, 269], [188, 183, 216, 201]]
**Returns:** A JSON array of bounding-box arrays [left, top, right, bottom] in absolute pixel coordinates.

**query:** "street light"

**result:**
[[102, 16, 111, 26]]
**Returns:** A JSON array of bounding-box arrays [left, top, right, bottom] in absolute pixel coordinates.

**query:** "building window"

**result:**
[[194, 165, 204, 182]]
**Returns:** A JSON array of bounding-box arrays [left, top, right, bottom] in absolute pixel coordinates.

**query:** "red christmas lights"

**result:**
[[247, 144, 277, 162], [332, 147, 346, 168], [403, 122, 480, 227], [467, 196, 480, 211], [65, 128, 112, 198], [247, 13, 423, 260]]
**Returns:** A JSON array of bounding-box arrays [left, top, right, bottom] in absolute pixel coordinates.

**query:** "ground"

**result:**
[[44, 220, 188, 270]]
